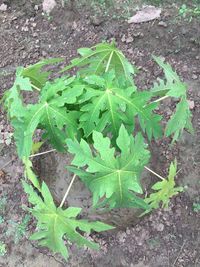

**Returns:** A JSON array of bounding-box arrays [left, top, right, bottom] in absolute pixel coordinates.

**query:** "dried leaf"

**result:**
[[42, 0, 56, 14], [128, 6, 161, 24]]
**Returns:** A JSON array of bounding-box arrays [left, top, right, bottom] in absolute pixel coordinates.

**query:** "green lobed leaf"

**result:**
[[144, 160, 184, 213], [165, 97, 193, 142], [11, 100, 79, 158], [79, 75, 162, 140], [61, 42, 136, 85], [40, 103, 79, 151], [22, 181, 114, 261], [152, 56, 187, 98], [12, 103, 45, 158], [3, 67, 33, 118], [23, 158, 41, 190], [150, 56, 193, 142], [39, 76, 76, 102], [15, 67, 33, 91], [66, 125, 150, 209], [22, 58, 63, 88]]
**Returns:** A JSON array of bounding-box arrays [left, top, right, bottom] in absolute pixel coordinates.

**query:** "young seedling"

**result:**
[[0, 241, 7, 257], [2, 42, 192, 260]]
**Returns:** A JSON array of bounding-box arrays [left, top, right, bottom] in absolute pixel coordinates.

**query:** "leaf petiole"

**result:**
[[60, 174, 77, 208], [150, 95, 169, 104], [29, 148, 56, 158], [144, 166, 165, 180], [143, 95, 169, 108], [31, 83, 41, 91]]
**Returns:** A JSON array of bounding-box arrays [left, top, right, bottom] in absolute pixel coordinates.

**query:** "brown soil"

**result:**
[[0, 1, 200, 266]]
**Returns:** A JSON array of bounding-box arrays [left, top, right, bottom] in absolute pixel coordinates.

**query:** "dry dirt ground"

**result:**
[[0, 1, 200, 266]]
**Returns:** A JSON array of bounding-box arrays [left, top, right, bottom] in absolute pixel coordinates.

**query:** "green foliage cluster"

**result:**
[[0, 196, 7, 214], [193, 202, 200, 212], [6, 215, 31, 244], [146, 0, 200, 6], [3, 42, 192, 260], [144, 160, 184, 213], [179, 4, 200, 21], [67, 125, 150, 210], [23, 181, 113, 260], [0, 241, 7, 257]]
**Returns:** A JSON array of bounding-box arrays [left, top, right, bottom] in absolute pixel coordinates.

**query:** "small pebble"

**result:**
[[0, 3, 7, 11], [121, 35, 126, 43], [127, 48, 134, 54], [126, 36, 134, 43], [192, 74, 198, 80], [90, 16, 103, 26], [188, 100, 195, 110], [182, 65, 189, 72], [21, 26, 29, 32], [156, 223, 164, 232], [158, 21, 168, 27], [34, 5, 39, 11]]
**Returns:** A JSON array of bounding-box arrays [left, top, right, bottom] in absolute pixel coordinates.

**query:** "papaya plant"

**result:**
[[2, 42, 192, 261]]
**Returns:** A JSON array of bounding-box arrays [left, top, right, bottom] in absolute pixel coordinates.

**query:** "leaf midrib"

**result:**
[[114, 91, 149, 121], [48, 104, 77, 128], [63, 48, 114, 71]]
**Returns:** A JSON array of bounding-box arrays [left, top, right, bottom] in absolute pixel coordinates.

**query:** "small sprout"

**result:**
[[0, 196, 7, 214], [0, 216, 4, 224], [6, 215, 31, 244], [0, 241, 7, 256], [193, 203, 200, 212]]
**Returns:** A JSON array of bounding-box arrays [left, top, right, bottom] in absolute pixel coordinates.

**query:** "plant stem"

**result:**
[[29, 149, 56, 158], [144, 166, 165, 180], [143, 95, 169, 108], [31, 84, 41, 91], [59, 174, 77, 208]]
